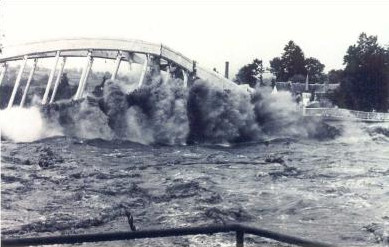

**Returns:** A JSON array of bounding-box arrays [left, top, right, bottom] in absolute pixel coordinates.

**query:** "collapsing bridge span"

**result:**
[[0, 38, 235, 108]]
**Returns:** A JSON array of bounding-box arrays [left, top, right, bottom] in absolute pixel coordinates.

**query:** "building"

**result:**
[[273, 81, 339, 107]]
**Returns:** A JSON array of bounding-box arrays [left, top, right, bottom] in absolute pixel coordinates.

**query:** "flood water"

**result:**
[[1, 121, 388, 246]]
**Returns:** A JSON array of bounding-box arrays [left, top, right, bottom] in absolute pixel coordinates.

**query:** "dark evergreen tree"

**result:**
[[269, 57, 285, 82], [234, 59, 264, 88], [305, 57, 325, 83], [270, 41, 306, 81], [270, 41, 325, 82], [282, 41, 306, 79]]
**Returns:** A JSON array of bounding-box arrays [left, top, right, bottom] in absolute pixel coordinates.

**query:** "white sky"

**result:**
[[1, 0, 389, 77]]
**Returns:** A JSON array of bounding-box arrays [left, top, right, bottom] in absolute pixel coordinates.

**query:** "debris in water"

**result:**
[[265, 154, 285, 164], [37, 146, 64, 168], [363, 223, 388, 244]]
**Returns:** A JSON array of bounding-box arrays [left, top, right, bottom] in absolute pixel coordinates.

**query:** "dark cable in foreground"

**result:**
[[1, 223, 336, 247]]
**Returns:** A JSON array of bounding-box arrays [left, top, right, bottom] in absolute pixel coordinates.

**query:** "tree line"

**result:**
[[234, 33, 389, 112]]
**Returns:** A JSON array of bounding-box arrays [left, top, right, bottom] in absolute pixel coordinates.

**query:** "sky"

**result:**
[[1, 0, 389, 77]]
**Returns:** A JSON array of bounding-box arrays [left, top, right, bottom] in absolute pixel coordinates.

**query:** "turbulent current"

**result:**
[[1, 76, 389, 246]]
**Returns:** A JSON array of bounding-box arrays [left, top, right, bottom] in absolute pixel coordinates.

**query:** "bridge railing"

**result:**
[[1, 223, 335, 247], [304, 107, 389, 122]]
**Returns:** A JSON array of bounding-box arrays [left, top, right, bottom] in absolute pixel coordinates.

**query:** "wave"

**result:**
[[1, 75, 341, 144]]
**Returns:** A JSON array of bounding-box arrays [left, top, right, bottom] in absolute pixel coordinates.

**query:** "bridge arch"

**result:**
[[0, 38, 236, 108]]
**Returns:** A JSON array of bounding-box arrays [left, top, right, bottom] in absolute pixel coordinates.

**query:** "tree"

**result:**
[[270, 41, 306, 81], [283, 41, 306, 79], [269, 57, 285, 82], [270, 41, 325, 82], [289, 74, 306, 83], [305, 57, 325, 83], [333, 33, 389, 111], [327, 69, 345, 84], [235, 59, 264, 88]]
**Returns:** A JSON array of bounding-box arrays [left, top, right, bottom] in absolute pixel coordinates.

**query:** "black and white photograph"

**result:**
[[0, 0, 388, 246]]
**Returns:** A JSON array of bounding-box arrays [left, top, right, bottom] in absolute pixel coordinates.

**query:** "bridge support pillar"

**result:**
[[182, 69, 188, 88], [191, 61, 197, 81], [137, 54, 149, 88], [49, 57, 67, 103], [20, 58, 38, 107], [111, 51, 122, 80], [42, 51, 60, 104], [149, 56, 161, 77], [122, 51, 133, 71], [165, 65, 171, 82], [74, 51, 92, 100], [7, 56, 28, 109], [79, 56, 93, 99], [0, 62, 8, 87]]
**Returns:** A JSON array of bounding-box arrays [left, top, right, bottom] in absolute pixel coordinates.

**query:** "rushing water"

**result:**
[[1, 76, 389, 246], [1, 121, 389, 246]]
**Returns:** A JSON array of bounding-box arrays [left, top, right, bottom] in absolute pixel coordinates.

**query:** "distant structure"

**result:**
[[273, 81, 339, 96], [272, 78, 389, 122], [272, 78, 339, 107], [301, 75, 311, 108]]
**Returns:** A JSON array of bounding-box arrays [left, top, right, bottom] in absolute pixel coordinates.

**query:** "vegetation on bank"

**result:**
[[331, 33, 389, 112], [235, 33, 389, 112]]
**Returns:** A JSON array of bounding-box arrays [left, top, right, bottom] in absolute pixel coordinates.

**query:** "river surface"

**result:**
[[1, 121, 389, 247]]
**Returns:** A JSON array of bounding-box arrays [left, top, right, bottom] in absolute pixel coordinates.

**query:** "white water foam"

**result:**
[[0, 106, 63, 142]]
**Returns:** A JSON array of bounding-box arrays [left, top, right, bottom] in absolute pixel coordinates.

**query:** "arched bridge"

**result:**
[[0, 38, 236, 109]]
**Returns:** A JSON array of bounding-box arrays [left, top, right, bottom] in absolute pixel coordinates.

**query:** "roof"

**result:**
[[275, 82, 339, 94]]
